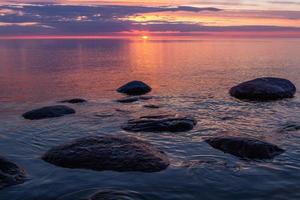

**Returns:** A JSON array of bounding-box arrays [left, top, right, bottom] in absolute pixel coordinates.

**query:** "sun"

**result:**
[[142, 35, 149, 40]]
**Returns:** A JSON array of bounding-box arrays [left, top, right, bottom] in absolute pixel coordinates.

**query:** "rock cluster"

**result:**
[[14, 78, 295, 191]]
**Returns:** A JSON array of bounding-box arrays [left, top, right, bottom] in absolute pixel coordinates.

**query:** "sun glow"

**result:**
[[142, 35, 149, 40]]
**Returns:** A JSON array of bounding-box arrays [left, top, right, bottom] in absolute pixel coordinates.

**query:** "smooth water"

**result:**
[[0, 39, 300, 200]]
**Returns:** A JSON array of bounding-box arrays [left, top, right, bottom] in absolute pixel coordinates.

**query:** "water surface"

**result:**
[[0, 38, 300, 200]]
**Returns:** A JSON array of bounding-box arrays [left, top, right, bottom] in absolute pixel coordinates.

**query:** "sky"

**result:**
[[0, 0, 299, 38]]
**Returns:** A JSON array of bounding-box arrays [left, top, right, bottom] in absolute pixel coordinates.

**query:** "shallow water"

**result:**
[[0, 38, 300, 200]]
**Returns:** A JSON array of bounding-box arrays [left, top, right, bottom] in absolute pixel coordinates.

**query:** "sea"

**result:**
[[0, 38, 300, 200]]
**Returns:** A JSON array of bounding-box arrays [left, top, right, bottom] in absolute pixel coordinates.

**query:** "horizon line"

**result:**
[[1, 32, 300, 40]]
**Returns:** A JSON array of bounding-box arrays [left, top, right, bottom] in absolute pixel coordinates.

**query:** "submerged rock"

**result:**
[[42, 135, 169, 172], [279, 122, 300, 132], [22, 105, 75, 120], [117, 81, 152, 95], [144, 104, 160, 109], [0, 156, 26, 190], [122, 115, 197, 133], [88, 189, 144, 200], [205, 137, 284, 159], [230, 77, 296, 101], [60, 98, 87, 104], [116, 96, 152, 103]]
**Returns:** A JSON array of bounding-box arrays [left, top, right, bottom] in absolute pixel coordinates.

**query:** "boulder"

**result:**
[[0, 156, 26, 190], [230, 77, 296, 101], [60, 98, 87, 104], [22, 105, 75, 120], [117, 81, 152, 95], [122, 115, 197, 133], [205, 137, 284, 159], [42, 135, 169, 172]]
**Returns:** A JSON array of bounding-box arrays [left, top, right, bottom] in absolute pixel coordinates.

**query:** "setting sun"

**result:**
[[142, 35, 149, 40]]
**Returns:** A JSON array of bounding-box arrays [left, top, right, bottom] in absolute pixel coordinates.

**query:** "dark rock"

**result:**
[[122, 115, 197, 133], [220, 116, 235, 121], [116, 96, 152, 103], [42, 135, 169, 172], [117, 97, 140, 103], [89, 189, 144, 200], [230, 77, 296, 101], [22, 105, 75, 120], [0, 156, 26, 190], [115, 109, 131, 114], [279, 122, 300, 132], [144, 104, 160, 109], [94, 114, 114, 118], [205, 137, 284, 159], [117, 81, 152, 95], [60, 98, 87, 104], [139, 114, 172, 119]]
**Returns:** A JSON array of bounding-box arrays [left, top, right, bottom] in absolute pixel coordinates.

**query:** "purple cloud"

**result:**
[[0, 4, 299, 36]]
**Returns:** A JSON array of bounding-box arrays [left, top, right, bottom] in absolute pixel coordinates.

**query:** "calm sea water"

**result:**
[[0, 38, 300, 200]]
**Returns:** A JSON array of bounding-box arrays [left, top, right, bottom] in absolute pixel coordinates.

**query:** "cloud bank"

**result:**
[[0, 3, 299, 36]]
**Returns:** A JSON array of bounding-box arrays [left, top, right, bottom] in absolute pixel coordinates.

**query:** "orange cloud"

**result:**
[[123, 10, 300, 28]]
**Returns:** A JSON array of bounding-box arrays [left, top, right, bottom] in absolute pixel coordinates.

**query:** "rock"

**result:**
[[42, 135, 169, 172], [117, 81, 152, 95], [144, 104, 160, 109], [115, 109, 131, 114], [140, 114, 172, 119], [230, 77, 296, 101], [94, 114, 114, 118], [220, 116, 235, 121], [205, 137, 284, 159], [88, 189, 143, 200], [22, 105, 75, 120], [0, 156, 26, 190], [60, 98, 87, 104], [279, 122, 300, 132], [122, 115, 197, 133], [116, 96, 152, 103]]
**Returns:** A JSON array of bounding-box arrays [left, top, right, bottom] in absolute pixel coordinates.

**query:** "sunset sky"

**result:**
[[0, 0, 299, 37]]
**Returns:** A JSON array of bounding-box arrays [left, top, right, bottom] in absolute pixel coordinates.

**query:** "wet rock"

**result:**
[[116, 96, 152, 103], [122, 115, 197, 133], [42, 135, 169, 172], [144, 104, 160, 109], [205, 137, 284, 159], [115, 109, 131, 114], [88, 189, 144, 200], [22, 105, 75, 120], [230, 77, 296, 101], [117, 81, 152, 95], [220, 116, 235, 121], [279, 122, 300, 132], [0, 156, 26, 189], [94, 114, 114, 118], [139, 114, 172, 119], [60, 98, 87, 104]]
